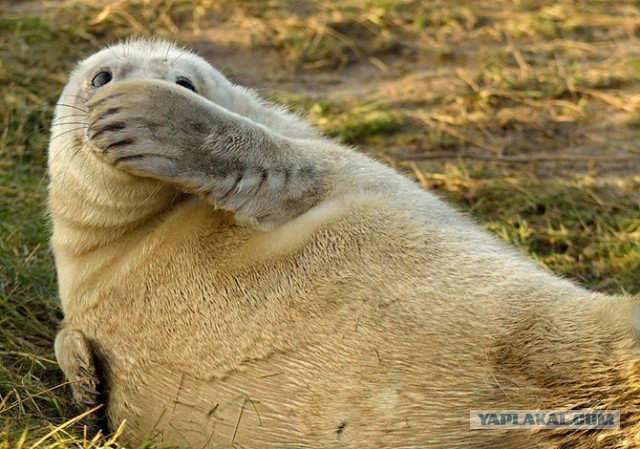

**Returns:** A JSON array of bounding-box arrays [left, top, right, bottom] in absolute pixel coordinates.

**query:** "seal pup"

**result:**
[[50, 38, 640, 448]]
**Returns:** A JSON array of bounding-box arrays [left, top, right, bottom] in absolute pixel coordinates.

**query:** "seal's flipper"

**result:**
[[55, 328, 100, 408]]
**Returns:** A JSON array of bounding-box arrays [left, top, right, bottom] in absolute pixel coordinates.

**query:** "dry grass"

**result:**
[[0, 0, 638, 446]]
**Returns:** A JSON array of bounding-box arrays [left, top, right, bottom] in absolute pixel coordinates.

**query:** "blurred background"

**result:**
[[1, 0, 639, 445]]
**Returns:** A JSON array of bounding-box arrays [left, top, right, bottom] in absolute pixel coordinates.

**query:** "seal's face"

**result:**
[[47, 39, 241, 257], [48, 39, 231, 170], [73, 43, 211, 100]]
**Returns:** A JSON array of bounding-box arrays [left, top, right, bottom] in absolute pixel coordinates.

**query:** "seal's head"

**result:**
[[47, 38, 237, 254], [49, 38, 232, 172]]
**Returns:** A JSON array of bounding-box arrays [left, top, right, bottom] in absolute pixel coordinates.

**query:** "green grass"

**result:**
[[428, 169, 640, 293], [1, 0, 639, 446], [0, 14, 96, 448], [271, 92, 403, 143]]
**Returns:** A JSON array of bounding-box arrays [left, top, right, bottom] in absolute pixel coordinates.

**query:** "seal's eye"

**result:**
[[176, 77, 196, 93], [91, 71, 112, 88]]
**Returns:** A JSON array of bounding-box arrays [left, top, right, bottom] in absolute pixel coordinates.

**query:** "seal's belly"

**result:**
[[104, 338, 457, 449], [119, 363, 306, 448]]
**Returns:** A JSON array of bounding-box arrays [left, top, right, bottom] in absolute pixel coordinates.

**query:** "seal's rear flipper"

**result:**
[[55, 327, 107, 433]]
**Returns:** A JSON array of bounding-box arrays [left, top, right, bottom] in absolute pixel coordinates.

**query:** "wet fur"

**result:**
[[49, 39, 640, 448]]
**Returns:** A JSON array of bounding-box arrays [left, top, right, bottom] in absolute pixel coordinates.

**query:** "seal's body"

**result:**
[[50, 39, 640, 448]]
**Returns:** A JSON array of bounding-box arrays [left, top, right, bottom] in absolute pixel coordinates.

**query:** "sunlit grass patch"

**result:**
[[267, 92, 403, 143], [310, 101, 403, 143]]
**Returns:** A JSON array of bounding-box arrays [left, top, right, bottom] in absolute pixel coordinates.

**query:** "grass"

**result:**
[[0, 0, 639, 446]]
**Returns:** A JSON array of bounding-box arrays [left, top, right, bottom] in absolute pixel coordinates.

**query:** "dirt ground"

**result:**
[[180, 3, 640, 180]]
